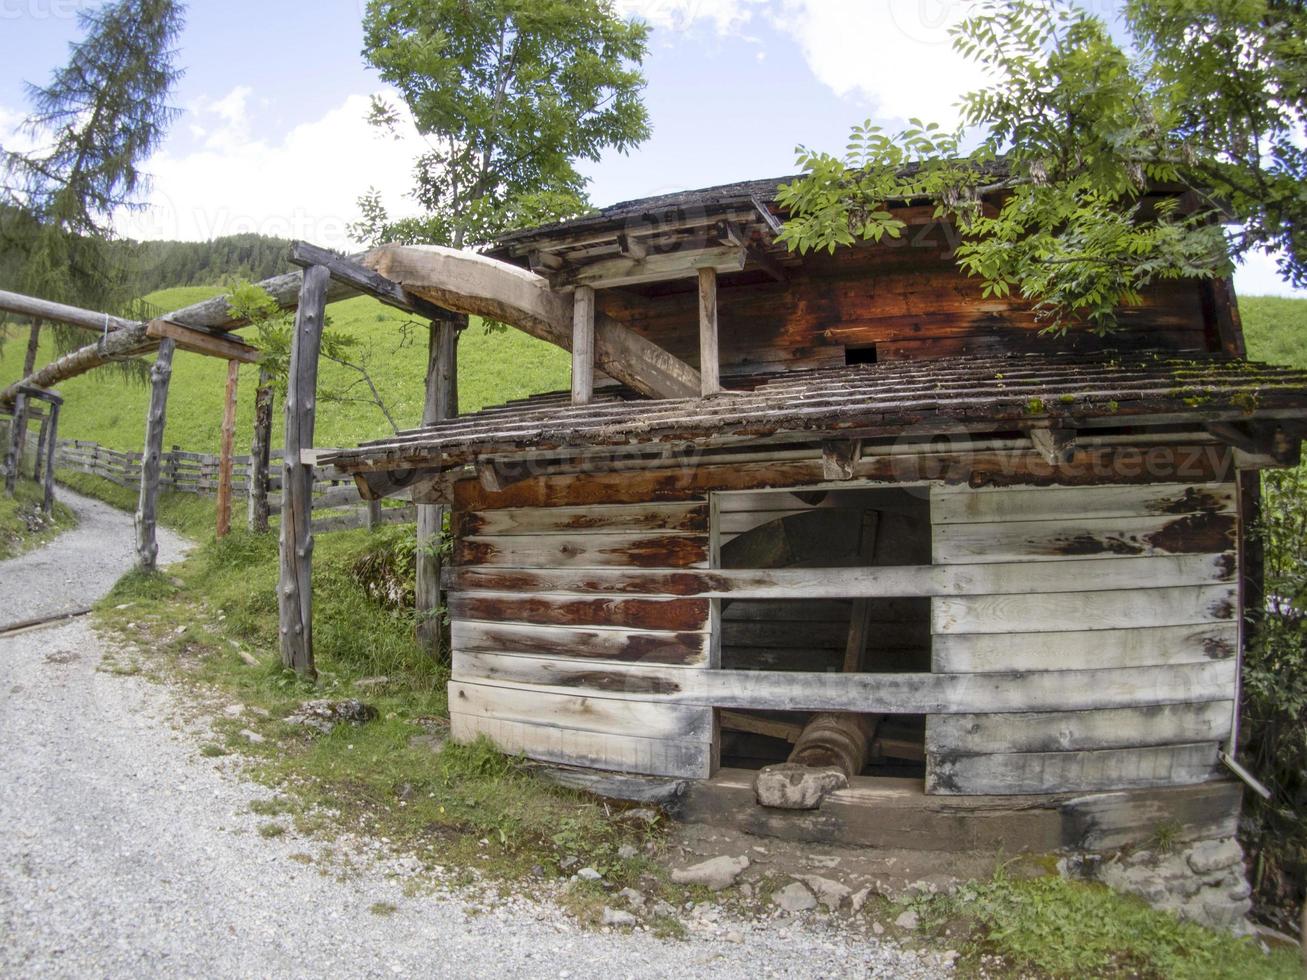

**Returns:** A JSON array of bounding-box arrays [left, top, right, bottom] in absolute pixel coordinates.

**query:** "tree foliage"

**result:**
[[353, 0, 651, 249], [777, 0, 1307, 333], [0, 0, 185, 332]]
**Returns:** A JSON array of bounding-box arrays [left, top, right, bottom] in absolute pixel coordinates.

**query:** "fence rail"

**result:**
[[53, 438, 415, 533]]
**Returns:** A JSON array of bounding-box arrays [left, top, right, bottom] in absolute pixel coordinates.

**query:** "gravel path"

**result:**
[[0, 491, 947, 978]]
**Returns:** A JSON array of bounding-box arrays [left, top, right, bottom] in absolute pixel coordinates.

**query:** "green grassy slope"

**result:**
[[2, 289, 1302, 454], [1, 285, 570, 454]]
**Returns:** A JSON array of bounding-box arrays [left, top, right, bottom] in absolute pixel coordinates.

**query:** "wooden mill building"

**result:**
[[318, 176, 1307, 850]]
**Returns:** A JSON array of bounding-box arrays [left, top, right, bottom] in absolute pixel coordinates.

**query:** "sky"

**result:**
[[0, 0, 1301, 298]]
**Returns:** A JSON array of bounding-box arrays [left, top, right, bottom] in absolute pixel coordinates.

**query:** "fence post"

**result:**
[[136, 339, 176, 571]]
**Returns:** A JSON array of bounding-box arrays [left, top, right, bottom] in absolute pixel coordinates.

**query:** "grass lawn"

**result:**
[[1241, 294, 1307, 370]]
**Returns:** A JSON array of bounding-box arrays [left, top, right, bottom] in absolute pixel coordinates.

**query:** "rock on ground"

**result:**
[[669, 854, 750, 891]]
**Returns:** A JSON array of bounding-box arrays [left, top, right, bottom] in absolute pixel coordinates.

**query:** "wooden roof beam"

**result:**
[[549, 244, 747, 291], [289, 241, 453, 321], [146, 318, 260, 363], [363, 244, 701, 399], [716, 220, 787, 283]]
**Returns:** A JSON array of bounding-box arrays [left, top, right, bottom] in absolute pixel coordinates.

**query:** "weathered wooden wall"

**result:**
[[597, 242, 1215, 378], [926, 481, 1238, 795]]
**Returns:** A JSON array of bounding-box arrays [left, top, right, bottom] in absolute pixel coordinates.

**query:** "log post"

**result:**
[[4, 390, 27, 496], [41, 400, 59, 515], [11, 398, 31, 479], [32, 411, 49, 485], [571, 285, 595, 405], [215, 358, 240, 539], [278, 264, 329, 677], [698, 266, 721, 396], [247, 367, 274, 532], [415, 313, 462, 657], [135, 339, 176, 570]]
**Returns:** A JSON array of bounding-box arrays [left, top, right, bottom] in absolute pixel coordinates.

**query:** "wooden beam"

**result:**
[[288, 240, 449, 320], [0, 287, 140, 335], [215, 359, 240, 539], [40, 401, 58, 515], [3, 390, 26, 496], [1029, 426, 1077, 465], [615, 233, 647, 260], [136, 339, 175, 570], [552, 244, 747, 291], [751, 194, 784, 236], [415, 315, 461, 657], [1206, 420, 1300, 467], [527, 249, 565, 274], [716, 220, 787, 282], [278, 264, 329, 678], [145, 319, 259, 363], [247, 367, 275, 533], [363, 245, 701, 399], [571, 286, 595, 405], [698, 266, 721, 396], [821, 439, 861, 480]]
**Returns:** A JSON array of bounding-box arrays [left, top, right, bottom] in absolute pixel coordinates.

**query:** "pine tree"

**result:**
[[0, 0, 185, 354]]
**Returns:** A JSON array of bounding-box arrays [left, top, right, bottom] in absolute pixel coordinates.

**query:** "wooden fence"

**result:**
[[53, 438, 416, 533]]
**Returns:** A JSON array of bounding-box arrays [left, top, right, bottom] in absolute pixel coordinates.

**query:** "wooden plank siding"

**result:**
[[926, 481, 1239, 795]]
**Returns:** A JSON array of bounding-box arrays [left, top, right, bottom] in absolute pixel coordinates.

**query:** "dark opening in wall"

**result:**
[[845, 344, 878, 365], [712, 486, 932, 776]]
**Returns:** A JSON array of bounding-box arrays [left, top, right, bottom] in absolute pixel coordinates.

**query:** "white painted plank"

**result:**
[[926, 742, 1222, 795], [461, 501, 707, 536], [446, 659, 1235, 714], [449, 713, 711, 779], [933, 513, 1235, 564], [925, 701, 1233, 754], [932, 585, 1236, 634], [449, 553, 1234, 599], [452, 619, 710, 668], [449, 681, 714, 740], [932, 623, 1236, 672], [457, 531, 709, 568], [931, 482, 1234, 525]]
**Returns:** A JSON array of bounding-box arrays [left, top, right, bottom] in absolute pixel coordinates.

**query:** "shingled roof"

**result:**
[[321, 352, 1307, 475]]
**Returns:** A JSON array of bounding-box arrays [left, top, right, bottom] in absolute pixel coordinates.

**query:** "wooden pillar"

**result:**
[[697, 266, 721, 396], [215, 358, 240, 538], [247, 367, 274, 533], [415, 314, 462, 657], [41, 401, 59, 515], [31, 411, 49, 485], [136, 339, 176, 570], [4, 390, 27, 496], [278, 264, 329, 677], [571, 285, 595, 405]]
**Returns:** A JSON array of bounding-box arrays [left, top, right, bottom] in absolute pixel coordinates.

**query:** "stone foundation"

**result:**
[[1060, 837, 1252, 934]]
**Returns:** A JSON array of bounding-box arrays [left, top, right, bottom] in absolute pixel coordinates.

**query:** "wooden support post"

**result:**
[[698, 266, 721, 396], [31, 412, 48, 485], [278, 264, 329, 677], [215, 358, 239, 538], [415, 314, 461, 657], [4, 390, 27, 496], [366, 498, 382, 531], [135, 339, 176, 570], [571, 285, 595, 405], [247, 367, 274, 533], [41, 401, 59, 515]]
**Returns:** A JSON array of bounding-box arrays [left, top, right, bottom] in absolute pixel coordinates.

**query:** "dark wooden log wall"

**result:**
[[597, 240, 1217, 378]]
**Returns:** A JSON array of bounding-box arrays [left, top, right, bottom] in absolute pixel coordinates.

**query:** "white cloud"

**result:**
[[1233, 248, 1307, 299], [613, 0, 766, 33], [116, 89, 427, 249], [772, 0, 988, 127]]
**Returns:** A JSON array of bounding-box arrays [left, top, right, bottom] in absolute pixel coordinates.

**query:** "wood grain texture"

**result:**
[[455, 532, 709, 569], [453, 501, 708, 537], [931, 622, 1237, 672], [932, 512, 1236, 563], [926, 701, 1233, 754], [452, 619, 710, 667], [927, 742, 1222, 795], [571, 285, 595, 404], [931, 584, 1236, 634], [215, 358, 239, 539], [931, 482, 1235, 525], [449, 592, 709, 631], [450, 712, 712, 778], [134, 338, 175, 570]]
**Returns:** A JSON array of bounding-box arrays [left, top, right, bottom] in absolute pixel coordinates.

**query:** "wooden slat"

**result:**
[[926, 742, 1222, 795], [450, 713, 711, 779], [932, 512, 1236, 563], [448, 553, 1234, 598], [932, 622, 1237, 672], [454, 650, 697, 695], [931, 482, 1235, 525], [145, 318, 260, 363], [445, 659, 1235, 713], [571, 285, 595, 404], [926, 701, 1233, 755], [448, 592, 709, 631], [449, 681, 713, 740], [454, 532, 708, 568], [932, 584, 1236, 634], [453, 501, 707, 536], [452, 619, 709, 667]]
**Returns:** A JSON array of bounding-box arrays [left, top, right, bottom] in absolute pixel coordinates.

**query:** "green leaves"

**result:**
[[777, 0, 1305, 332]]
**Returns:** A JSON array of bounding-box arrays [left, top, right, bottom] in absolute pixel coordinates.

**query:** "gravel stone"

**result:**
[[772, 881, 819, 913], [670, 855, 749, 891], [0, 490, 950, 978]]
